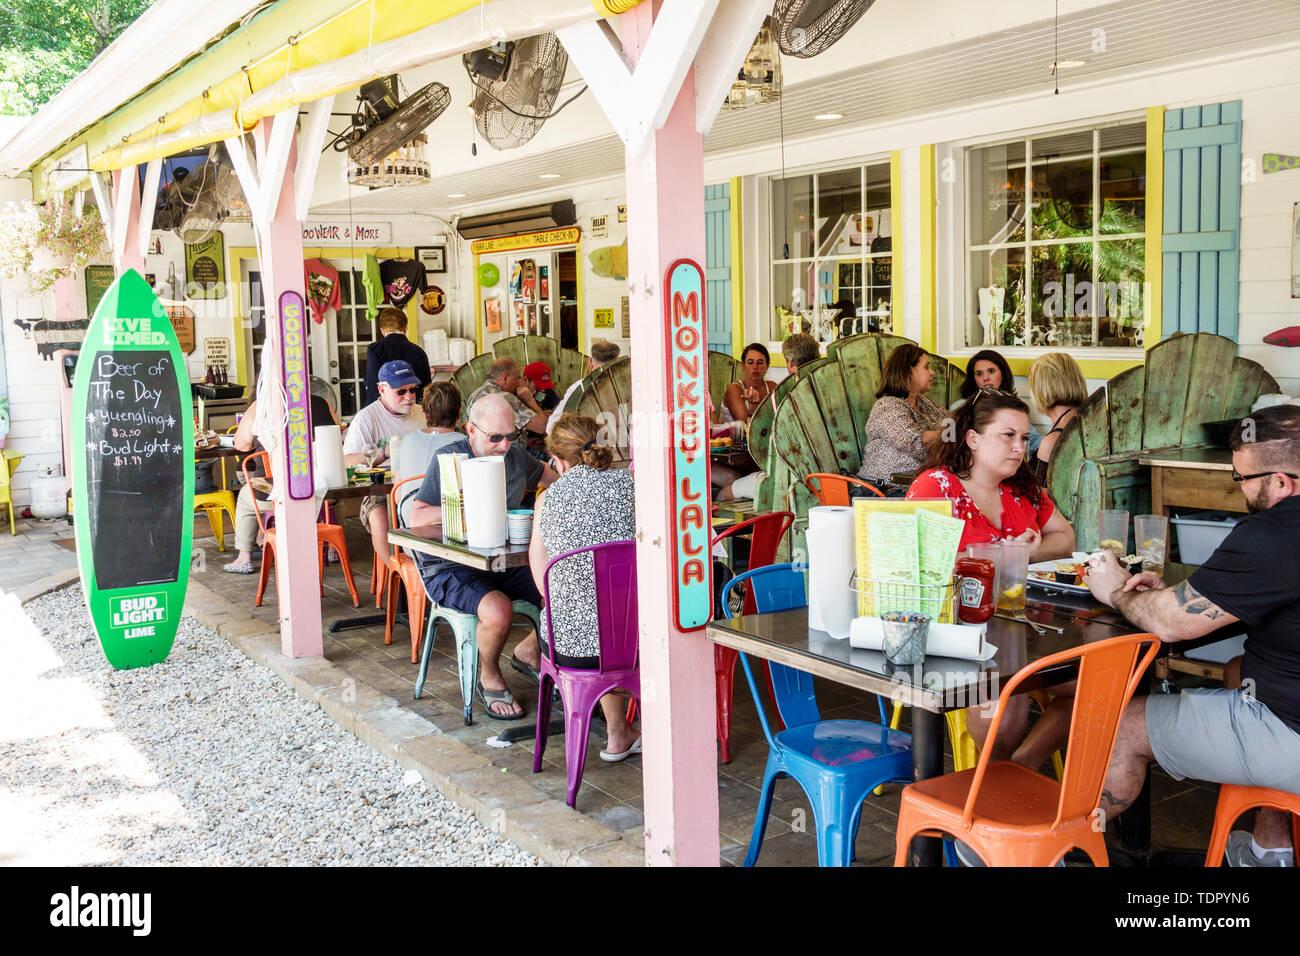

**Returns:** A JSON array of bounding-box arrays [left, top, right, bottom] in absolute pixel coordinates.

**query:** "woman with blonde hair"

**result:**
[[1027, 352, 1089, 482], [528, 414, 640, 760]]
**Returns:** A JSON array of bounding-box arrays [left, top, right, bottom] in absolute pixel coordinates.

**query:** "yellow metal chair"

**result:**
[[194, 451, 237, 551], [0, 457, 14, 534], [943, 691, 1065, 778]]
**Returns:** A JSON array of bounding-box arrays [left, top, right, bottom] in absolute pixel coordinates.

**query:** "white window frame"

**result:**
[[758, 152, 893, 354], [938, 110, 1149, 362]]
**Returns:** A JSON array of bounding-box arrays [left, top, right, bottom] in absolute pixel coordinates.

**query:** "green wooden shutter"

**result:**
[[1162, 101, 1242, 339], [704, 183, 732, 354]]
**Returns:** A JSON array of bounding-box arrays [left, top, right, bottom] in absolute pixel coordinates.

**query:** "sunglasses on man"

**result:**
[[385, 384, 419, 396], [470, 420, 522, 444], [1232, 469, 1300, 483]]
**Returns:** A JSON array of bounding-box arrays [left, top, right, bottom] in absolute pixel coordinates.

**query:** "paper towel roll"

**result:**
[[806, 506, 855, 633], [848, 617, 996, 661], [462, 456, 507, 548], [313, 425, 346, 489]]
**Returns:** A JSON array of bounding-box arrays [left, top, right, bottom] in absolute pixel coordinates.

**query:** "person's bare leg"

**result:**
[[1012, 695, 1073, 770], [967, 695, 1030, 762], [1223, 655, 1293, 852], [1098, 697, 1153, 821], [369, 508, 390, 563], [600, 693, 638, 755], [475, 590, 521, 717], [513, 628, 540, 669]]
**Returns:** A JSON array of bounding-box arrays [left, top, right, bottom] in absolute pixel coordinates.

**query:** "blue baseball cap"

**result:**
[[378, 360, 420, 390]]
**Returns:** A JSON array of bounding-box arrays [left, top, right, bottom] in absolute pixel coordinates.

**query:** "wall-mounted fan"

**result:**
[[153, 145, 249, 244], [772, 0, 875, 58], [466, 33, 578, 151], [345, 77, 451, 167]]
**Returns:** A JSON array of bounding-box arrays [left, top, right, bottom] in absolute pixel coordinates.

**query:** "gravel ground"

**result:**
[[0, 585, 538, 866]]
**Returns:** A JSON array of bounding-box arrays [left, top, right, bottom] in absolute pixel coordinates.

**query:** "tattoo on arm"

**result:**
[[1170, 581, 1227, 620]]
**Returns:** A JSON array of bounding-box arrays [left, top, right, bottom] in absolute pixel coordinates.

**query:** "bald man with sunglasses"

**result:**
[[408, 394, 558, 720]]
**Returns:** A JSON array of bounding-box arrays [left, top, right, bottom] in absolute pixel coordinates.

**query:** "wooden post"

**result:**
[[52, 276, 79, 482], [109, 167, 145, 276], [622, 1, 720, 867], [248, 119, 324, 657]]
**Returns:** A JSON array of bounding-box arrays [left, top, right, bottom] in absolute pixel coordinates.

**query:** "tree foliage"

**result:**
[[0, 0, 155, 115]]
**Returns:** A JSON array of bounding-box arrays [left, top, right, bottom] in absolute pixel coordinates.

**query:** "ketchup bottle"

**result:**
[[955, 557, 996, 624]]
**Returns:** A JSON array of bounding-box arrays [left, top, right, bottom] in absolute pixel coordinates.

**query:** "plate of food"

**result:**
[[1027, 559, 1091, 594]]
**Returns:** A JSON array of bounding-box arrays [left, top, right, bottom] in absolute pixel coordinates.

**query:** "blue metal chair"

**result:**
[[726, 564, 913, 867]]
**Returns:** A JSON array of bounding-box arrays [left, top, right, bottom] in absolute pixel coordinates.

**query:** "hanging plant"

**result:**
[[0, 194, 109, 293]]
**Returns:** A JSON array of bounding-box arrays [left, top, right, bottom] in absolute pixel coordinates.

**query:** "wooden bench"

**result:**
[[1045, 332, 1278, 551]]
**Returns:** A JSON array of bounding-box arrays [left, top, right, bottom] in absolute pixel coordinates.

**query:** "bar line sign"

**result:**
[[664, 258, 711, 630], [279, 291, 314, 500]]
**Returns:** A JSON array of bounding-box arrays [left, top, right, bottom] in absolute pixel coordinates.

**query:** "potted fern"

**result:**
[[0, 196, 109, 293]]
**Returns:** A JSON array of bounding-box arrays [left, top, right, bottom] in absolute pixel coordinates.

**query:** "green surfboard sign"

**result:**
[[72, 269, 194, 669]]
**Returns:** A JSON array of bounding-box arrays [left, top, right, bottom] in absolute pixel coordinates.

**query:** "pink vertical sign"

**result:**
[[279, 290, 314, 500]]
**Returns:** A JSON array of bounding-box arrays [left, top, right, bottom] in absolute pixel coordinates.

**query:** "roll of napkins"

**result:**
[[849, 617, 997, 661], [807, 505, 855, 636], [313, 425, 347, 489], [461, 455, 507, 548]]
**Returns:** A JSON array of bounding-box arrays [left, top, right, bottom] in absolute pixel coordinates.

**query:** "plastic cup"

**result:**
[[967, 543, 1002, 604], [1134, 514, 1169, 575], [995, 540, 1030, 612], [507, 509, 534, 544], [1097, 509, 1130, 557]]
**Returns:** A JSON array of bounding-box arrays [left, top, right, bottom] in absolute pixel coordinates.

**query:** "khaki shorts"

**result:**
[[358, 494, 385, 532], [1146, 688, 1300, 794]]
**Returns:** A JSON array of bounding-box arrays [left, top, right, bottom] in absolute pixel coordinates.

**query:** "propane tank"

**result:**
[[30, 465, 67, 519]]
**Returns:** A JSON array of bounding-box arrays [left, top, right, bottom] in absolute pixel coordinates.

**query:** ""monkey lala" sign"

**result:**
[[664, 259, 712, 630]]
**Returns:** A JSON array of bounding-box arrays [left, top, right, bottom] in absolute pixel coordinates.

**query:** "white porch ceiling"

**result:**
[[312, 0, 1300, 217]]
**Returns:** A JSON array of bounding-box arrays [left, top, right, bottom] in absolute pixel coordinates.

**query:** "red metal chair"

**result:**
[[804, 472, 884, 505], [893, 633, 1160, 867], [240, 451, 360, 608], [1204, 785, 1300, 866], [385, 475, 429, 663], [712, 510, 795, 764]]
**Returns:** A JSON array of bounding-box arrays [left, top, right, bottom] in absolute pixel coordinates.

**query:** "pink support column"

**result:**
[[251, 121, 324, 657], [622, 3, 720, 866], [109, 168, 145, 276], [52, 276, 79, 481]]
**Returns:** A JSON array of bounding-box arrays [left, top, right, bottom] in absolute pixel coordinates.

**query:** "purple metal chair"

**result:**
[[533, 539, 640, 807]]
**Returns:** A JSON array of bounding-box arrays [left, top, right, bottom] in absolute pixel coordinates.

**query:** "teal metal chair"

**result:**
[[414, 599, 541, 725]]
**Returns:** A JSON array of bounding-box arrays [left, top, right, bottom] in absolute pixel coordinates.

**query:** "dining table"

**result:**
[[707, 591, 1137, 866]]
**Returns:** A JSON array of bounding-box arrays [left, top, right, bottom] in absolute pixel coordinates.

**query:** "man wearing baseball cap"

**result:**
[[522, 361, 560, 411], [344, 359, 427, 565], [466, 357, 550, 437]]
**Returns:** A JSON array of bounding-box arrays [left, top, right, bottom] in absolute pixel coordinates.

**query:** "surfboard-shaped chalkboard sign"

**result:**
[[72, 269, 194, 669]]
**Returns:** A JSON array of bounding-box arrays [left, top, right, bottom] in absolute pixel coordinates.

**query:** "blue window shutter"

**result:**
[[704, 183, 732, 354], [1162, 100, 1241, 339]]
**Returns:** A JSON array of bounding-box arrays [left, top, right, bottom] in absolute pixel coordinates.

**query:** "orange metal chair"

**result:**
[[893, 632, 1160, 867], [385, 475, 429, 663], [804, 473, 884, 505], [240, 451, 360, 608], [1204, 785, 1300, 866], [712, 510, 795, 764]]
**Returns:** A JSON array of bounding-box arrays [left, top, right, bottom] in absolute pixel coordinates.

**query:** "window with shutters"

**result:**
[[959, 118, 1148, 353]]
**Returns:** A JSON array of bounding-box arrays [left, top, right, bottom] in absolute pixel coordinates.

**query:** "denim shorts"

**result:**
[[421, 565, 541, 615]]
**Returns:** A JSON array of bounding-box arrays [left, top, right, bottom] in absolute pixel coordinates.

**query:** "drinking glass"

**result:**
[[1097, 510, 1130, 557], [1134, 514, 1169, 576], [995, 540, 1031, 612], [362, 442, 381, 470], [966, 542, 1002, 604]]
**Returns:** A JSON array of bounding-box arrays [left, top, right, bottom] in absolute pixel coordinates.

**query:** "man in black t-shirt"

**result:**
[[408, 394, 558, 720], [364, 307, 431, 406], [1086, 405, 1300, 866]]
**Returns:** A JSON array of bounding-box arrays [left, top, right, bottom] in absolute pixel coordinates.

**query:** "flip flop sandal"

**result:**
[[509, 656, 542, 684], [223, 562, 256, 575], [599, 736, 643, 763], [476, 682, 525, 721]]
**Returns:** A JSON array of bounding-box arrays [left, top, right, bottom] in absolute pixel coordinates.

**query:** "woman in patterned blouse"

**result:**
[[907, 388, 1077, 771], [856, 344, 949, 495], [528, 414, 640, 761]]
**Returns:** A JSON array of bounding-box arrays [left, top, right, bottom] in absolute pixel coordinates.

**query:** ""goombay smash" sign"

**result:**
[[664, 259, 712, 630], [279, 291, 314, 500]]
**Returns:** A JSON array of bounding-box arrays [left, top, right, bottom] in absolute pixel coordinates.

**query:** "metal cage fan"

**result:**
[[471, 32, 569, 151], [348, 81, 451, 166], [772, 0, 876, 58]]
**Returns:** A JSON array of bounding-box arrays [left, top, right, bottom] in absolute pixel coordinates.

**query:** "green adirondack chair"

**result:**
[[567, 356, 633, 466], [451, 334, 589, 411], [1046, 332, 1278, 551], [708, 350, 743, 418], [766, 334, 967, 557]]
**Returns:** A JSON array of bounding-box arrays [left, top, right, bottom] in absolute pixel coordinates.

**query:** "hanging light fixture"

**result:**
[[722, 18, 782, 111], [346, 133, 432, 188]]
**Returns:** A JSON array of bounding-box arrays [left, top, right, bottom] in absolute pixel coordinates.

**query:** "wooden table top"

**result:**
[[248, 477, 392, 499], [1138, 446, 1233, 470], [389, 525, 531, 572], [707, 601, 1132, 714]]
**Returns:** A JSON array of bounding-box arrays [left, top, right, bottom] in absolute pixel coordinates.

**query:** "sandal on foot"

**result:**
[[223, 562, 255, 574], [599, 736, 643, 763], [509, 656, 541, 684], [476, 682, 524, 721]]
